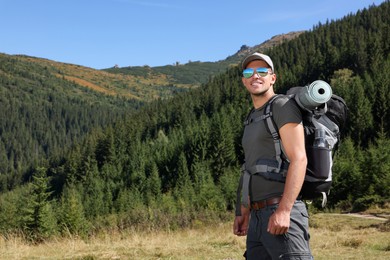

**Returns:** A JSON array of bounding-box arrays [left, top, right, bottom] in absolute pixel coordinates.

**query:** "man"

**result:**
[[233, 52, 313, 259]]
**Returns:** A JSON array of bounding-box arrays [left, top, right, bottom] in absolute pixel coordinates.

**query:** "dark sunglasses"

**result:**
[[242, 67, 271, 78]]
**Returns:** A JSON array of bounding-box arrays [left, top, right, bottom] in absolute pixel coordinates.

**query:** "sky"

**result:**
[[0, 0, 387, 69]]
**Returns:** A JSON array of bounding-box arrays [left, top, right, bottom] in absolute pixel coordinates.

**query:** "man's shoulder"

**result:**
[[272, 94, 302, 125], [272, 94, 298, 109]]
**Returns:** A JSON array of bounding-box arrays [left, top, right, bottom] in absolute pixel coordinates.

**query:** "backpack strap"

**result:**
[[241, 164, 250, 207], [244, 109, 269, 125], [264, 95, 285, 173], [240, 158, 290, 205]]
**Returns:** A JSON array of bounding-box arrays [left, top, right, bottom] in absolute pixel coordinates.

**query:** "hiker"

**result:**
[[233, 52, 313, 259]]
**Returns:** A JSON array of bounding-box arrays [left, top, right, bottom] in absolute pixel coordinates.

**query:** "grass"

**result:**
[[309, 213, 389, 260], [0, 213, 388, 260]]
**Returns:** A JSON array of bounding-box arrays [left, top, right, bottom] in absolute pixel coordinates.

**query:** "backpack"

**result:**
[[241, 81, 348, 207]]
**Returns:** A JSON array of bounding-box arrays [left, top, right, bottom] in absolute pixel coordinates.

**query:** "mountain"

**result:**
[[0, 1, 388, 240], [1, 31, 303, 102], [0, 31, 303, 179], [103, 31, 304, 86], [0, 54, 185, 101], [0, 53, 142, 182]]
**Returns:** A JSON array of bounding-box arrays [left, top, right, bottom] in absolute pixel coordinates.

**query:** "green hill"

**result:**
[[0, 31, 302, 179], [0, 54, 144, 181], [0, 1, 389, 242]]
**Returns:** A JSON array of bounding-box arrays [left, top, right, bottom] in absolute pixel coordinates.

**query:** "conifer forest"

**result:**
[[0, 2, 389, 241]]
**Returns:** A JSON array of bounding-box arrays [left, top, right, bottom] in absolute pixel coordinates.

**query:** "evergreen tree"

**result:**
[[192, 161, 225, 211], [360, 131, 390, 200], [173, 152, 195, 211], [189, 113, 211, 163], [145, 161, 162, 204], [58, 183, 89, 236], [209, 110, 237, 180], [22, 167, 57, 241], [348, 76, 373, 145], [95, 127, 115, 169], [372, 58, 390, 131], [82, 171, 104, 219], [0, 190, 20, 232], [218, 167, 241, 211], [330, 138, 363, 210]]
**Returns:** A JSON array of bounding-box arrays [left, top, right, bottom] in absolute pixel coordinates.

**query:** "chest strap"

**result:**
[[240, 161, 289, 206]]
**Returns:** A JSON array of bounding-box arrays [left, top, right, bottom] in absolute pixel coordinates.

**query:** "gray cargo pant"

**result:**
[[245, 200, 313, 260]]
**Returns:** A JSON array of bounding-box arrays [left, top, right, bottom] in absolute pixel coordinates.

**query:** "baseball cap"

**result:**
[[242, 52, 274, 72]]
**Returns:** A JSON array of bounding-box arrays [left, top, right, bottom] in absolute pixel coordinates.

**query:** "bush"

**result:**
[[352, 195, 381, 212]]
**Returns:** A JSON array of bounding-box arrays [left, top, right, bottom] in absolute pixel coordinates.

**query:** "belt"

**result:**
[[251, 196, 282, 210]]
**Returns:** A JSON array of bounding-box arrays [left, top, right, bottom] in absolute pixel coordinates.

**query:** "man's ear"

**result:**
[[270, 73, 277, 84]]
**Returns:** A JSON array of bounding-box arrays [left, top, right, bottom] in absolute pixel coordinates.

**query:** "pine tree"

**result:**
[[372, 58, 390, 131], [361, 131, 390, 200], [22, 167, 58, 241], [192, 161, 225, 211], [145, 161, 162, 204], [58, 183, 89, 236], [348, 76, 373, 145], [330, 138, 363, 210], [189, 113, 211, 162], [0, 190, 20, 232], [173, 152, 195, 211], [209, 110, 237, 180]]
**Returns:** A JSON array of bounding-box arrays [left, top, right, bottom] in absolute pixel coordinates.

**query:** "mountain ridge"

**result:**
[[0, 30, 304, 177], [1, 30, 304, 102], [103, 31, 305, 88]]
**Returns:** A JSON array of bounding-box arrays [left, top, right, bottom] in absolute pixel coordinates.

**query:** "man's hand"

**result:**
[[233, 205, 250, 236], [267, 208, 291, 235]]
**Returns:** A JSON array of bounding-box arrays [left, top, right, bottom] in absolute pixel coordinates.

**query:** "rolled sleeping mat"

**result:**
[[296, 80, 333, 110]]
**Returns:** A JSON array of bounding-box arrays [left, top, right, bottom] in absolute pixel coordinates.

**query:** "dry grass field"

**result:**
[[0, 213, 388, 260]]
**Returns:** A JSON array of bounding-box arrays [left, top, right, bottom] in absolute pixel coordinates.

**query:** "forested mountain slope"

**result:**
[[0, 54, 143, 184], [0, 1, 388, 241], [0, 31, 301, 183]]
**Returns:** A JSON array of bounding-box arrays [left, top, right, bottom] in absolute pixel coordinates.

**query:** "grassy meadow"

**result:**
[[0, 213, 388, 260]]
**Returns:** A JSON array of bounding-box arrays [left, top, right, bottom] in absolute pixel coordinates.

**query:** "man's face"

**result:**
[[242, 60, 276, 96]]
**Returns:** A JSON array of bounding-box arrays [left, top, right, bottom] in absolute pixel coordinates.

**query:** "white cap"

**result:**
[[242, 52, 274, 72]]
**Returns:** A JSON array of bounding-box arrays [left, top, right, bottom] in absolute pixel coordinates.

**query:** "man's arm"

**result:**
[[267, 122, 307, 235], [233, 171, 250, 236], [233, 205, 250, 236]]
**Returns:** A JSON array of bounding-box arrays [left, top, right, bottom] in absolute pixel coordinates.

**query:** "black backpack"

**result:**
[[241, 83, 348, 207]]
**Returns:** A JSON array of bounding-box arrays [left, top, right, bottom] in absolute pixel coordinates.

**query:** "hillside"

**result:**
[[0, 53, 144, 182], [0, 30, 302, 179], [1, 31, 303, 104], [2, 54, 187, 100], [103, 31, 304, 86], [1, 31, 304, 102], [0, 1, 389, 242]]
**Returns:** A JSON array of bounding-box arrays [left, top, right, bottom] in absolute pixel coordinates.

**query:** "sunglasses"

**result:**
[[242, 67, 271, 78]]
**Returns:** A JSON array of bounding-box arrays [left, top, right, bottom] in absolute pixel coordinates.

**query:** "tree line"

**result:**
[[0, 54, 143, 189], [0, 1, 389, 241]]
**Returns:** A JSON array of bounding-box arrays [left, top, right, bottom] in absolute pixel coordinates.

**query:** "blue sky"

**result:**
[[0, 0, 386, 69]]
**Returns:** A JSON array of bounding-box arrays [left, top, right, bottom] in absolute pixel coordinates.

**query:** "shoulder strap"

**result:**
[[243, 108, 254, 126], [243, 95, 281, 126], [264, 95, 284, 173], [243, 108, 269, 126]]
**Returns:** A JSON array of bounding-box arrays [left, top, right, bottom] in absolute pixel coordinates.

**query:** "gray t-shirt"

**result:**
[[242, 95, 302, 201]]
